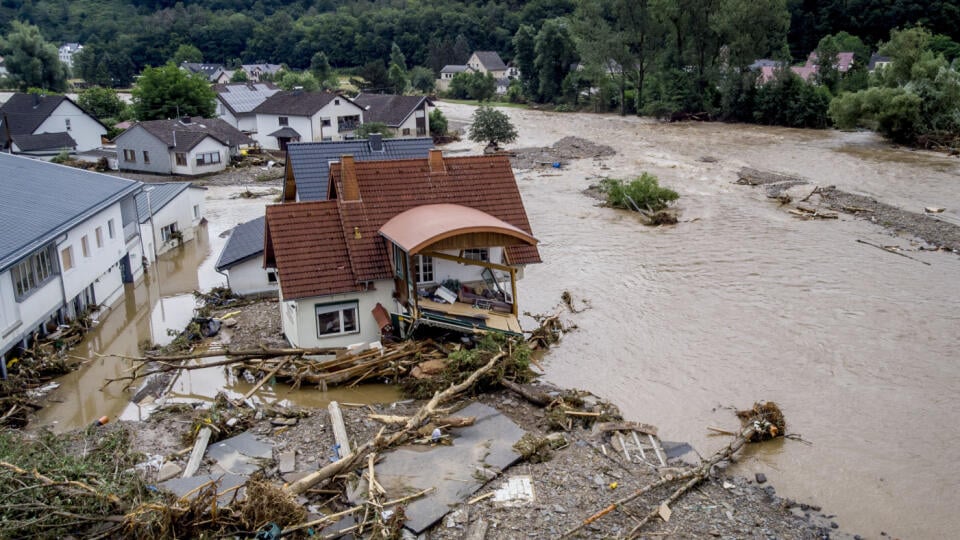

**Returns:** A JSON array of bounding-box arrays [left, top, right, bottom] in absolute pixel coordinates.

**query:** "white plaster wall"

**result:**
[[145, 190, 202, 259], [225, 258, 277, 296], [285, 280, 394, 349], [395, 107, 428, 137], [59, 202, 129, 303], [0, 272, 19, 336], [236, 114, 258, 133], [0, 276, 60, 354], [217, 103, 238, 127], [35, 101, 105, 152], [189, 187, 206, 227], [313, 100, 364, 141], [427, 247, 505, 285], [170, 137, 228, 175], [253, 114, 313, 149]]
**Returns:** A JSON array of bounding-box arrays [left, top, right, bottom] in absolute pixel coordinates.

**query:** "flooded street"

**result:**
[[29, 104, 960, 537], [439, 104, 960, 539]]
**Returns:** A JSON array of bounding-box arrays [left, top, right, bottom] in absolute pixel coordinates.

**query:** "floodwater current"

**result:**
[[30, 106, 960, 538]]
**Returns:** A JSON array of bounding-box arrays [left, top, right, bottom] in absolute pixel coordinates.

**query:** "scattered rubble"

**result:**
[[510, 136, 616, 170]]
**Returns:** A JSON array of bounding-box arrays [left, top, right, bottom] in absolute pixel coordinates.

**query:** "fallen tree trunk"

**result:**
[[369, 414, 476, 428], [285, 351, 507, 496], [500, 379, 552, 406]]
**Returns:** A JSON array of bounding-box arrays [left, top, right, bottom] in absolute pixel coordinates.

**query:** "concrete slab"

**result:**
[[206, 432, 272, 475], [157, 462, 183, 482], [279, 451, 296, 474], [492, 475, 535, 505], [372, 402, 525, 534], [160, 473, 247, 505]]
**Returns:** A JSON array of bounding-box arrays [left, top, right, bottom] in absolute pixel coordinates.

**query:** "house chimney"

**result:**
[[428, 149, 445, 174], [33, 93, 41, 107], [340, 155, 360, 201], [180, 116, 192, 124], [369, 133, 383, 152]]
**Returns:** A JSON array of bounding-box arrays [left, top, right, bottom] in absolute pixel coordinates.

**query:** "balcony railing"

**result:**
[[338, 122, 359, 133]]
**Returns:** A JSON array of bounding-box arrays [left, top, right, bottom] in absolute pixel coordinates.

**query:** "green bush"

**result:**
[[600, 173, 679, 212]]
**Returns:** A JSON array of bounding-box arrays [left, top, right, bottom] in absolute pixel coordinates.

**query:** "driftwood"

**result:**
[[856, 239, 931, 266], [591, 421, 658, 437], [328, 401, 351, 459], [369, 413, 476, 428], [285, 351, 507, 496], [500, 379, 552, 406], [181, 427, 212, 478]]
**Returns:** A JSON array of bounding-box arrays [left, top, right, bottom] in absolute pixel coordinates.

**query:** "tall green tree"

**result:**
[[469, 105, 518, 147], [0, 21, 68, 91], [814, 35, 841, 92], [533, 18, 578, 103], [512, 25, 538, 98], [409, 66, 436, 94], [77, 87, 126, 120], [172, 44, 202, 65], [73, 42, 137, 88], [277, 71, 319, 91], [131, 63, 216, 120]]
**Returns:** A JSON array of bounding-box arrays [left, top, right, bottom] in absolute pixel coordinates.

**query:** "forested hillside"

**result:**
[[1, 0, 956, 75]]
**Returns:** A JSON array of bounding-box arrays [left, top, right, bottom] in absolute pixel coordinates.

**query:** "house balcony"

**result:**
[[338, 122, 359, 133]]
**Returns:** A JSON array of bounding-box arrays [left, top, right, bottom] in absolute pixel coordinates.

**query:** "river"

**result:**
[[438, 104, 959, 539], [31, 105, 960, 538]]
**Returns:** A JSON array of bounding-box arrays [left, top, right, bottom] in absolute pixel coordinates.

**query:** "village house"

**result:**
[[352, 94, 431, 137], [436, 65, 473, 92], [213, 135, 433, 294], [214, 82, 281, 134], [264, 150, 541, 349], [241, 64, 283, 82], [114, 117, 253, 175], [466, 51, 509, 79], [755, 51, 856, 84], [58, 42, 83, 68], [251, 91, 365, 150], [135, 182, 206, 262], [179, 62, 230, 84], [0, 154, 145, 364], [868, 53, 892, 72], [214, 216, 277, 296], [0, 93, 107, 155]]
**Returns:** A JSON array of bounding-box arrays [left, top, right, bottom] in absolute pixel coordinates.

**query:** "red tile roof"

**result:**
[[265, 153, 541, 300]]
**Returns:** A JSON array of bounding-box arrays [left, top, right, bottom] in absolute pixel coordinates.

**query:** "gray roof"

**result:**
[[268, 126, 301, 138], [285, 137, 434, 201], [135, 182, 193, 224], [13, 132, 77, 152], [120, 117, 253, 151], [353, 94, 428, 127], [214, 82, 280, 115], [472, 51, 507, 71], [440, 65, 471, 74], [749, 59, 781, 70], [0, 154, 141, 271], [180, 62, 226, 82], [253, 91, 363, 116], [215, 215, 265, 270], [242, 64, 282, 75]]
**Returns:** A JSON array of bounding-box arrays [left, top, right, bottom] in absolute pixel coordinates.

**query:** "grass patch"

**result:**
[[439, 98, 529, 109]]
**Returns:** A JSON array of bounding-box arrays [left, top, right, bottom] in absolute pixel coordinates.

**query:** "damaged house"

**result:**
[[264, 150, 540, 348]]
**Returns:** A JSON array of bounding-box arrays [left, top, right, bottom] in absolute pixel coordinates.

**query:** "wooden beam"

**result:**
[[328, 401, 351, 459], [421, 250, 514, 273], [182, 427, 212, 478]]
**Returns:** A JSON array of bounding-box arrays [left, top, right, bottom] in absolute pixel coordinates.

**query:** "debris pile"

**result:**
[[511, 136, 615, 170]]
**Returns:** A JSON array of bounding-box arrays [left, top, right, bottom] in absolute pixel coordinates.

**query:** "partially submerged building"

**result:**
[[0, 154, 144, 361], [264, 151, 541, 348], [135, 182, 206, 262], [214, 216, 277, 296]]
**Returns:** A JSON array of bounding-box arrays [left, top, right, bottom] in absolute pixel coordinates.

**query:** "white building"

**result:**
[[0, 93, 106, 155], [135, 183, 206, 262], [114, 117, 253, 176], [214, 82, 280, 134], [215, 216, 277, 296], [0, 154, 144, 364], [58, 43, 83, 68], [252, 91, 365, 150]]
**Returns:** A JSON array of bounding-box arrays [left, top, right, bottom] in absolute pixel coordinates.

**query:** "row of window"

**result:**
[[123, 149, 221, 167], [11, 219, 117, 301], [396, 249, 490, 285]]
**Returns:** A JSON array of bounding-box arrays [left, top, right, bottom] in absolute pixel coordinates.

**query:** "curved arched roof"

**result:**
[[379, 203, 538, 255]]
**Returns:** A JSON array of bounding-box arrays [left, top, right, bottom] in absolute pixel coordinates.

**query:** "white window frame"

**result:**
[[107, 219, 115, 239], [316, 301, 359, 338], [11, 246, 56, 300], [414, 255, 434, 284], [192, 204, 200, 219], [160, 222, 179, 242], [196, 151, 221, 166], [462, 248, 489, 262]]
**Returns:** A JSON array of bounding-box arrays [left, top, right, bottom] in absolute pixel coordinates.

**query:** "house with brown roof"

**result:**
[[352, 93, 431, 137], [252, 91, 366, 150], [264, 150, 541, 348], [114, 117, 253, 175]]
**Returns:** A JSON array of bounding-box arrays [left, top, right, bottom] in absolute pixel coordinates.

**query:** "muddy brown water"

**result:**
[[31, 110, 960, 538]]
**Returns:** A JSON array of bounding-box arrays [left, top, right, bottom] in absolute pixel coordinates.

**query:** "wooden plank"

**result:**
[[648, 434, 667, 467], [241, 356, 292, 400], [592, 421, 659, 437], [182, 427, 212, 478], [328, 401, 351, 459]]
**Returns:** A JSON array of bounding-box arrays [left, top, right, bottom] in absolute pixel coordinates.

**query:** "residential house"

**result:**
[[242, 64, 283, 82], [467, 51, 509, 79], [214, 82, 281, 134], [214, 216, 277, 296], [0, 93, 107, 155], [868, 54, 892, 72], [436, 65, 473, 92], [114, 117, 253, 175], [0, 154, 145, 362], [180, 62, 230, 83], [213, 135, 433, 290], [251, 91, 365, 150], [755, 51, 855, 84], [58, 43, 83, 68], [282, 135, 434, 202], [352, 93, 431, 137], [135, 182, 206, 262], [264, 150, 541, 349]]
